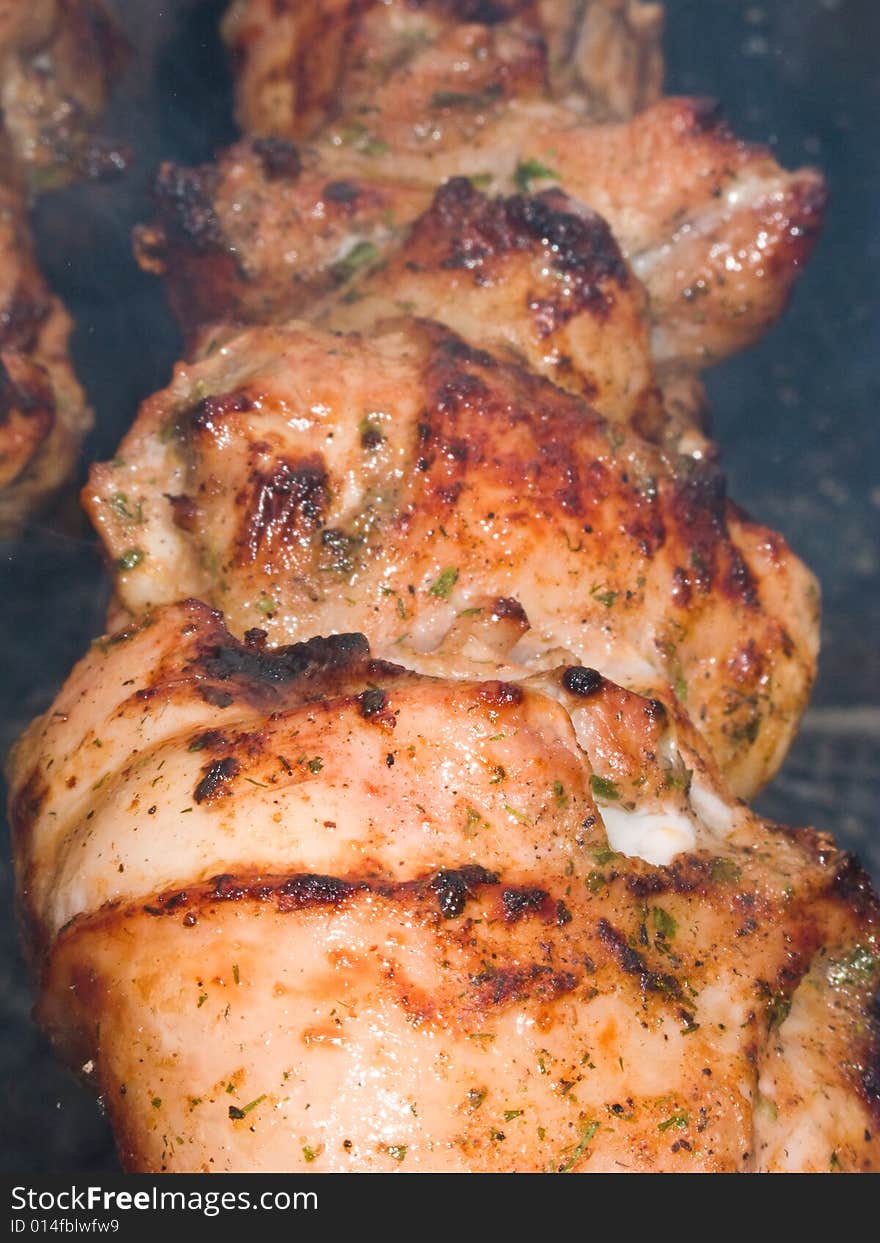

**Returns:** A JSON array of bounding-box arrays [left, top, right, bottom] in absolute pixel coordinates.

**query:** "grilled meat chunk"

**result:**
[[221, 0, 664, 138], [0, 181, 90, 535], [10, 601, 879, 1172], [0, 0, 124, 189], [135, 94, 825, 377], [85, 318, 818, 796]]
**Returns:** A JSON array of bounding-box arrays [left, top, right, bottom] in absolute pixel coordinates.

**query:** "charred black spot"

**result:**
[[502, 886, 550, 922], [597, 918, 683, 999], [430, 865, 499, 918], [562, 666, 604, 698], [723, 549, 759, 607], [253, 136, 302, 180], [508, 192, 628, 286], [359, 687, 387, 717], [323, 179, 361, 204], [645, 699, 668, 724], [195, 631, 370, 691], [193, 756, 240, 803], [154, 162, 223, 251], [320, 526, 363, 573], [189, 390, 253, 433], [490, 597, 528, 624], [237, 458, 328, 565], [276, 874, 360, 911], [476, 681, 524, 708], [187, 729, 228, 753], [144, 891, 189, 917], [470, 964, 579, 1006], [431, 180, 628, 329]]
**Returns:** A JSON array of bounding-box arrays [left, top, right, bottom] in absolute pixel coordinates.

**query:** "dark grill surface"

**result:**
[[0, 0, 877, 1173]]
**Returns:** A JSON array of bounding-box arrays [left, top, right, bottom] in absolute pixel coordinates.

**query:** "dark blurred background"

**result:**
[[0, 0, 877, 1172]]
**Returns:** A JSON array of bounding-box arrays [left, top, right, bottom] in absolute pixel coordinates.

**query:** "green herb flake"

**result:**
[[307, 757, 324, 774], [429, 567, 459, 598], [151, 1097, 162, 1110], [503, 1109, 524, 1122], [590, 774, 620, 801], [464, 806, 482, 836], [197, 993, 208, 1008], [115, 548, 145, 573], [673, 672, 689, 703], [552, 779, 568, 808], [232, 963, 240, 985], [468, 173, 493, 190], [710, 857, 742, 885], [229, 1095, 266, 1121], [467, 1088, 487, 1110], [503, 804, 530, 824], [302, 1145, 318, 1163], [387, 1144, 407, 1162], [334, 240, 378, 282], [652, 907, 677, 940], [514, 158, 560, 193], [489, 764, 506, 784], [109, 493, 142, 523], [658, 1112, 688, 1132], [828, 944, 880, 988], [431, 85, 501, 110], [257, 596, 277, 614], [558, 1121, 599, 1172], [592, 588, 618, 609], [585, 870, 606, 894], [591, 845, 619, 866], [766, 991, 791, 1030], [468, 1033, 496, 1044]]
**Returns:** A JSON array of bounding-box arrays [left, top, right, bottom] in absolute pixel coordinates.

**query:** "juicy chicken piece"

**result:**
[[0, 0, 122, 532], [85, 318, 818, 797], [221, 0, 664, 138], [0, 0, 124, 189], [0, 180, 90, 535], [135, 94, 826, 376], [10, 600, 880, 1172], [320, 178, 669, 441]]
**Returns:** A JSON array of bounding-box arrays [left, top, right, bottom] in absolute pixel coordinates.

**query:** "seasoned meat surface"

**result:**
[[11, 601, 880, 1172], [0, 0, 122, 532], [0, 0, 124, 189], [221, 0, 664, 137], [0, 181, 90, 535], [9, 0, 860, 1179], [136, 93, 825, 378], [85, 317, 818, 797]]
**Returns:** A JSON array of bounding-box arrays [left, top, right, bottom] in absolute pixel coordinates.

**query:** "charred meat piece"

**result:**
[[0, 182, 90, 535], [221, 0, 664, 138], [10, 600, 879, 1172], [135, 94, 825, 378], [85, 318, 818, 797]]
